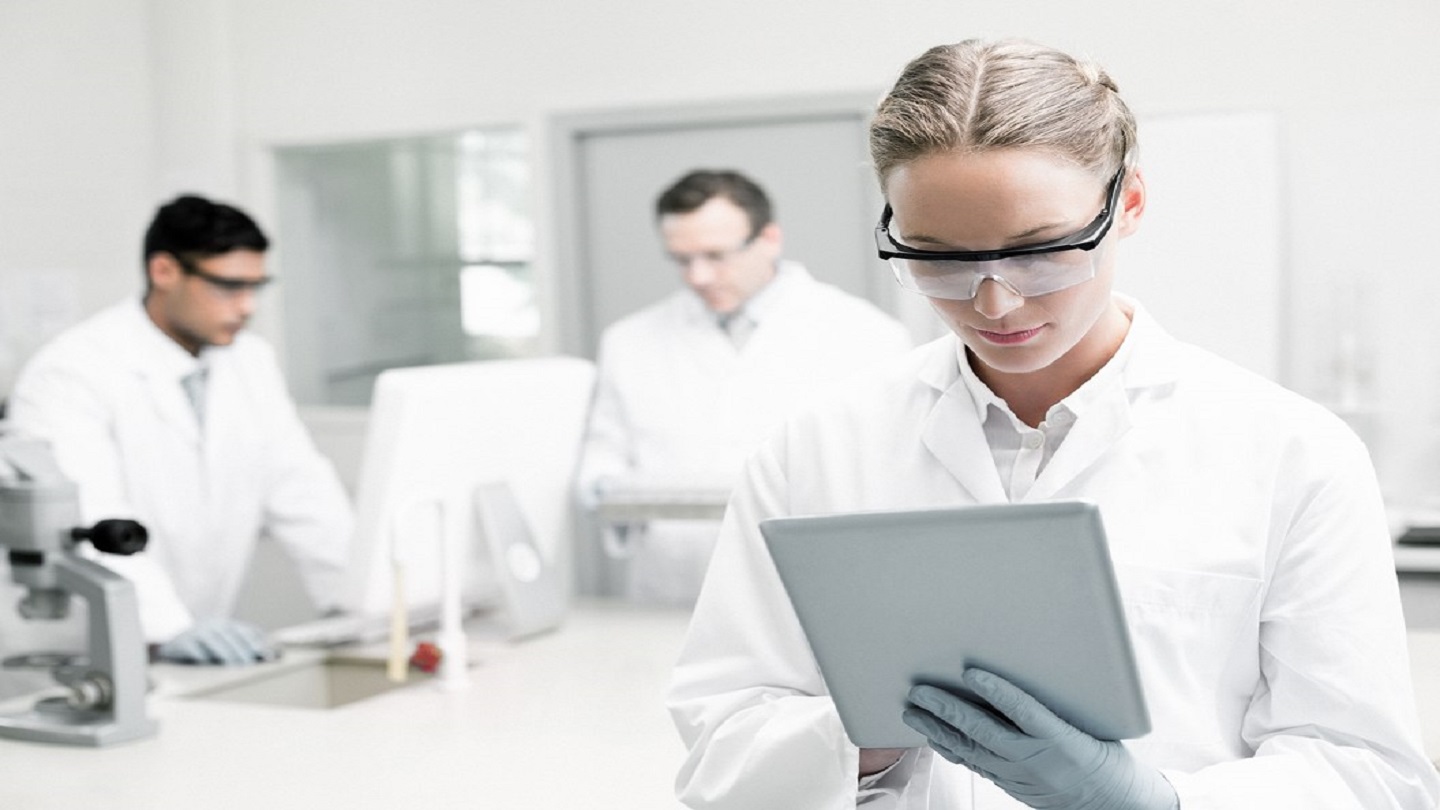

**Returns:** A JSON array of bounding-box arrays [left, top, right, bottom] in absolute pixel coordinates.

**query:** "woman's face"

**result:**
[[884, 149, 1145, 386]]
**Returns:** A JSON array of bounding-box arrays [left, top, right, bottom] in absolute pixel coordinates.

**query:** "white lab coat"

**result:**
[[577, 262, 912, 602], [5, 298, 352, 643], [669, 302, 1440, 809]]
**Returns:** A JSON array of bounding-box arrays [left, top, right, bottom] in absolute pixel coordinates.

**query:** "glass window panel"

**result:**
[[275, 127, 535, 406]]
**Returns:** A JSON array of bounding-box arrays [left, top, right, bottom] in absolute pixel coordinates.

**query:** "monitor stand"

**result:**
[[472, 481, 566, 640]]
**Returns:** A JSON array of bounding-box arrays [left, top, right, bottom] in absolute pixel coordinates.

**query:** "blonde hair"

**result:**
[[870, 39, 1137, 188]]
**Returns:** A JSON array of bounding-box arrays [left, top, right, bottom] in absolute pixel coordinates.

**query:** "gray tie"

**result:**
[[180, 367, 209, 425], [719, 312, 756, 350]]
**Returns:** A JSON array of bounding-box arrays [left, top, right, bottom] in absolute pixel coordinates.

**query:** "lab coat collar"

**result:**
[[681, 261, 811, 336], [916, 336, 1007, 503], [1112, 296, 1185, 390], [740, 261, 808, 325], [116, 296, 224, 444], [117, 296, 213, 380], [951, 305, 1138, 428], [916, 296, 1182, 503]]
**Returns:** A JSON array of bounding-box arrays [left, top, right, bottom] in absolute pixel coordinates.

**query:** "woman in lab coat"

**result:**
[[668, 39, 1440, 809]]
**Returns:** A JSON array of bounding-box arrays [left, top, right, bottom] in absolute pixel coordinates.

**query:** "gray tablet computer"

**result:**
[[759, 500, 1149, 749]]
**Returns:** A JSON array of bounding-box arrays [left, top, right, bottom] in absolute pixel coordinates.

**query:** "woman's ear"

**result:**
[[1113, 167, 1147, 239]]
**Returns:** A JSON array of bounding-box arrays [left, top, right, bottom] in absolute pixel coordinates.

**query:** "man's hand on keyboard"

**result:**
[[156, 618, 278, 665]]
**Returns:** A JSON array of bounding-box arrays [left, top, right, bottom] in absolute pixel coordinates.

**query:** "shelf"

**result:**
[[1395, 544, 1440, 575]]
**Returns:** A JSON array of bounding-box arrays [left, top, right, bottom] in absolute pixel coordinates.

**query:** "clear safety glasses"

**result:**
[[666, 232, 762, 270], [172, 253, 275, 298], [874, 167, 1125, 301]]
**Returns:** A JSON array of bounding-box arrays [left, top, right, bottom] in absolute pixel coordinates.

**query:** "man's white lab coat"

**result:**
[[669, 303, 1440, 809], [6, 298, 352, 642], [577, 263, 912, 602]]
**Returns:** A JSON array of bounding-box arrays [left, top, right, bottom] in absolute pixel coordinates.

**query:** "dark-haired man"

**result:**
[[577, 170, 912, 604], [7, 194, 353, 664]]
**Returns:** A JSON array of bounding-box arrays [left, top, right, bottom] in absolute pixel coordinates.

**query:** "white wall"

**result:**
[[220, 0, 1440, 504], [0, 0, 158, 394], [223, 1, 1438, 138], [4, 0, 1440, 499], [149, 0, 243, 198]]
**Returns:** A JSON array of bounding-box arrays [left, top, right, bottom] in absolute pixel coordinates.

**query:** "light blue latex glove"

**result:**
[[156, 618, 278, 666], [903, 669, 1177, 810]]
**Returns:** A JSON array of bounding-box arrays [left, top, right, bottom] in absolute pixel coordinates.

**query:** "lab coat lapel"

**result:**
[[200, 355, 240, 485], [1024, 386, 1132, 502], [116, 297, 203, 445], [146, 373, 202, 445], [1024, 302, 1180, 502], [918, 344, 1008, 505], [128, 352, 202, 446]]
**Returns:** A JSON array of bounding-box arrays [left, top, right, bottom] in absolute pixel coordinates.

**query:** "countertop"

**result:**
[[0, 600, 692, 810], [5, 603, 1440, 809]]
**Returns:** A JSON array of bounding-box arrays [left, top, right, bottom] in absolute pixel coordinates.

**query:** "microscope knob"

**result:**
[[72, 519, 149, 556]]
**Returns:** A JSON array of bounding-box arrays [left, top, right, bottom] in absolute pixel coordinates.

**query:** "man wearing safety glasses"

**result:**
[[577, 169, 913, 604], [7, 195, 353, 666]]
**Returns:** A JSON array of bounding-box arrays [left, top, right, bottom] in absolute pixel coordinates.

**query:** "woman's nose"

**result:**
[[971, 276, 1025, 320]]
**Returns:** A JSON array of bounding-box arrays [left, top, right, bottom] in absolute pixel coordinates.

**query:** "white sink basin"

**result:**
[[182, 653, 432, 710]]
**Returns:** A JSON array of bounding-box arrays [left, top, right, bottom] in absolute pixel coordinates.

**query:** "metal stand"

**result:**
[[0, 554, 156, 746]]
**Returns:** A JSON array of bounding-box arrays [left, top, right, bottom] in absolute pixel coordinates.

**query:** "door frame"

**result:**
[[548, 93, 886, 359]]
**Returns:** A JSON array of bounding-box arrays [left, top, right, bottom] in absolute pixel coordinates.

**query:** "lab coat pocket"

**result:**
[[1113, 564, 1263, 768]]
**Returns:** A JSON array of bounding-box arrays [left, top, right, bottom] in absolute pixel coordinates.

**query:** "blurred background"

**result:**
[[1, 0, 1436, 508]]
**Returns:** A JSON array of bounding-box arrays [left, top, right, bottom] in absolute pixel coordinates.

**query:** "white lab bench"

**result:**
[[6, 600, 1440, 809], [0, 600, 691, 810]]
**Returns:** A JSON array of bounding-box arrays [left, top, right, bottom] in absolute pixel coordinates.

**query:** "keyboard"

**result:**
[[272, 606, 443, 648], [594, 485, 731, 522]]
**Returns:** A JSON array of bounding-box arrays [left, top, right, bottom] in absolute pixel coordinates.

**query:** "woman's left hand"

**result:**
[[903, 668, 1177, 810]]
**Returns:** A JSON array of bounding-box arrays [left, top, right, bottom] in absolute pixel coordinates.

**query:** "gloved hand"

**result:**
[[155, 618, 278, 666], [903, 669, 1177, 810]]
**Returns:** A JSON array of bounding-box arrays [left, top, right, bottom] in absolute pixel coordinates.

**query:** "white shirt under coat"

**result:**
[[6, 297, 353, 642], [668, 300, 1439, 809]]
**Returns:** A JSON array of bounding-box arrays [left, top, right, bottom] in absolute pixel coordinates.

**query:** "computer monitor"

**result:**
[[339, 357, 596, 635]]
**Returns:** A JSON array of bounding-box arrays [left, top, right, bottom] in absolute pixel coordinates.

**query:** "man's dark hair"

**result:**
[[655, 170, 774, 237], [143, 194, 269, 270]]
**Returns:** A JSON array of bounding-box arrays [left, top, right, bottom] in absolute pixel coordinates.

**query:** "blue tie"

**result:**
[[180, 367, 208, 425]]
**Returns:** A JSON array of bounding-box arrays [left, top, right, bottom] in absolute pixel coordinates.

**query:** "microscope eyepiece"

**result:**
[[71, 520, 148, 556]]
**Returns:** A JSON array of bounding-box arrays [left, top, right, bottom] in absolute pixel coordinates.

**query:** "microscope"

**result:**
[[0, 432, 156, 746]]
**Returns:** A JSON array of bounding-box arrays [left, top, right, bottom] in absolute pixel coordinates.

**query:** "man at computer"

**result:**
[[7, 194, 353, 665]]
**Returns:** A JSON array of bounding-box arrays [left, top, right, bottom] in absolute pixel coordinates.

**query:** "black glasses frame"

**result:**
[[173, 253, 276, 293], [875, 167, 1126, 263]]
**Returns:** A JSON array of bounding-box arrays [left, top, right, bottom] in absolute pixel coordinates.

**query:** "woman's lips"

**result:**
[[976, 326, 1044, 345]]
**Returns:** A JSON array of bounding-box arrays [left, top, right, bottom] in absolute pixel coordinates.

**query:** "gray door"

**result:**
[[552, 96, 896, 358]]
